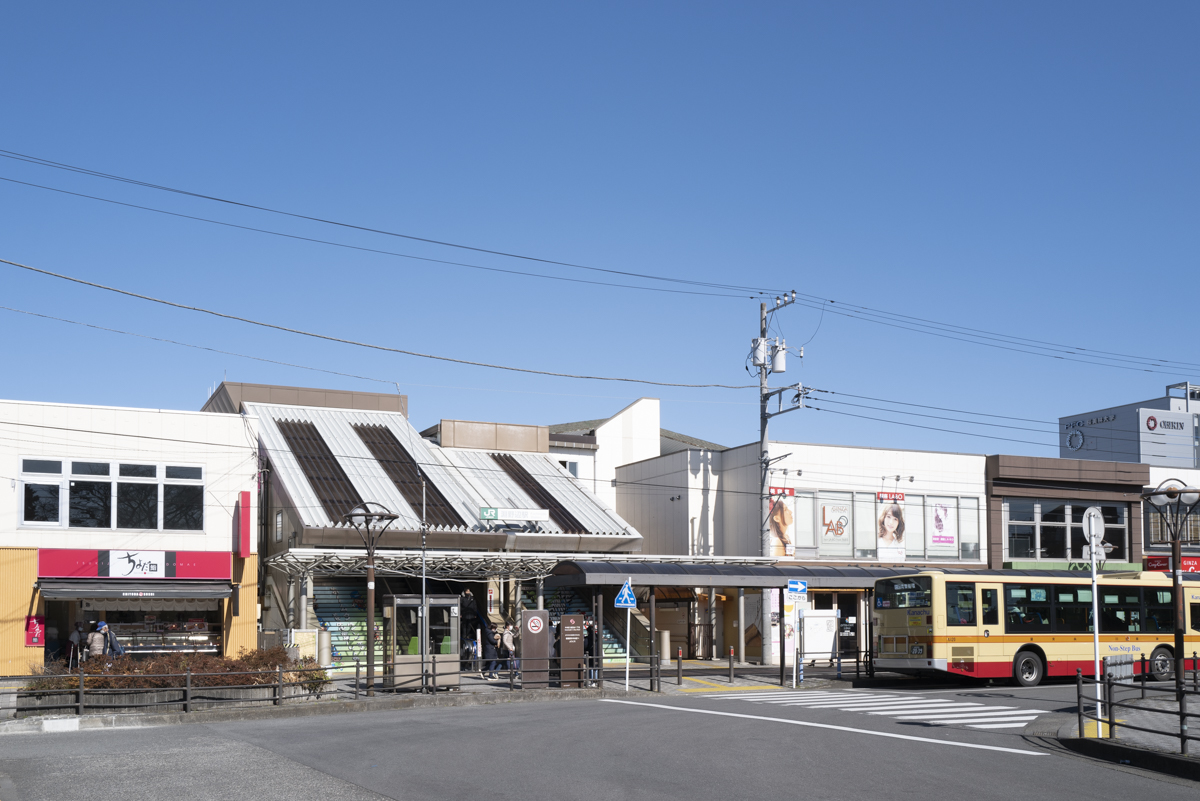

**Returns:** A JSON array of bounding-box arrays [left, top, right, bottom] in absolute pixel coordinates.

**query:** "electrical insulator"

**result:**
[[751, 338, 769, 366], [771, 339, 787, 373]]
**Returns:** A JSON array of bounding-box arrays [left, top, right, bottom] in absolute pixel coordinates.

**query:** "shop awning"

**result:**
[[546, 562, 967, 590], [36, 579, 234, 601]]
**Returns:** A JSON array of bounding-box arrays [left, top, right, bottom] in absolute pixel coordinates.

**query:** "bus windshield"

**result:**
[[875, 576, 932, 609]]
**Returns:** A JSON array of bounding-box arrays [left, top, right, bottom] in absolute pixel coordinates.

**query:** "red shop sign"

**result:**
[[1144, 555, 1200, 572], [25, 615, 45, 647]]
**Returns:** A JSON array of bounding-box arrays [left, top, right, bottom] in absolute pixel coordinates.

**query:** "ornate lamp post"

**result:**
[[1141, 480, 1199, 710], [344, 502, 399, 697]]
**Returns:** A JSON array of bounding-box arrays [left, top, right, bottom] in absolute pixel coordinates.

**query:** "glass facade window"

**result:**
[[164, 485, 204, 530], [19, 456, 206, 532], [117, 483, 159, 529], [959, 498, 980, 560], [854, 493, 876, 559], [1146, 507, 1200, 545], [69, 481, 111, 527], [1005, 498, 1130, 562], [905, 495, 925, 559], [793, 493, 815, 548], [24, 483, 60, 523]]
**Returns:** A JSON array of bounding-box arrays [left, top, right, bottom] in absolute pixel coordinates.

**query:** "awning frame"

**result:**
[[36, 579, 235, 601]]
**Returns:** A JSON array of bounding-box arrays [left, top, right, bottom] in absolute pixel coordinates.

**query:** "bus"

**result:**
[[872, 569, 1200, 686]]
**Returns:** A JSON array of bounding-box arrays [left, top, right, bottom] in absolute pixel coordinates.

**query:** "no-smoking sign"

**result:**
[[526, 616, 544, 634]]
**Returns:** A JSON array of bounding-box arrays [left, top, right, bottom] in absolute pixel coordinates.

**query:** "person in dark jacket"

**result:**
[[482, 630, 501, 680]]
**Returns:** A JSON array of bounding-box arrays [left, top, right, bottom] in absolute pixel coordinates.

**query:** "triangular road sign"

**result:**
[[614, 579, 638, 608]]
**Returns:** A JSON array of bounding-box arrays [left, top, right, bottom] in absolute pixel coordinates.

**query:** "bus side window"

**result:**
[[981, 588, 998, 626], [1191, 603, 1200, 633], [946, 583, 976, 626]]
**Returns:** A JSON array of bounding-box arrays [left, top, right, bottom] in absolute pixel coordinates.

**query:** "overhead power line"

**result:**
[[0, 257, 756, 390], [0, 175, 751, 300], [0, 148, 786, 296]]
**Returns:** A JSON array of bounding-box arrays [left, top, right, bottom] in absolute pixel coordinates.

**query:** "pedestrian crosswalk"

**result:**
[[701, 690, 1048, 730]]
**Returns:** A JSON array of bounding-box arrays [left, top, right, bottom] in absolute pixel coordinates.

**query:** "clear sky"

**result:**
[[2, 3, 1196, 455]]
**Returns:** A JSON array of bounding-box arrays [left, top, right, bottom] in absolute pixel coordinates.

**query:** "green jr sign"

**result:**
[[480, 507, 498, 520]]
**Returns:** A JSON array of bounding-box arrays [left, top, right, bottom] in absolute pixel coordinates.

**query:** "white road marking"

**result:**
[[893, 707, 1026, 719], [969, 722, 1037, 729], [704, 689, 1050, 730], [601, 699, 1046, 755]]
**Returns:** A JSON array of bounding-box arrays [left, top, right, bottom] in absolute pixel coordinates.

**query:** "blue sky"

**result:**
[[2, 3, 1196, 454]]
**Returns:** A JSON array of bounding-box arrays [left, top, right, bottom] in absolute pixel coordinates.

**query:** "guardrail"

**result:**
[[1076, 651, 1200, 755]]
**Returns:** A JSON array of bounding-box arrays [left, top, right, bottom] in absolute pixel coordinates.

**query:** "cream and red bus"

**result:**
[[872, 569, 1200, 686]]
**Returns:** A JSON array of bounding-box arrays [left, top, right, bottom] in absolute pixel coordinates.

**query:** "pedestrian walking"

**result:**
[[502, 624, 517, 674], [86, 623, 107, 658], [482, 628, 501, 680]]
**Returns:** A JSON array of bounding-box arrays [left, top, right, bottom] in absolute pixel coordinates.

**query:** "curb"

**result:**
[[1056, 737, 1200, 781], [0, 686, 628, 735]]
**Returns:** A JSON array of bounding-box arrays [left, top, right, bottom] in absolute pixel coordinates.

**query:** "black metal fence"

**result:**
[[1075, 652, 1200, 755], [1, 664, 337, 718]]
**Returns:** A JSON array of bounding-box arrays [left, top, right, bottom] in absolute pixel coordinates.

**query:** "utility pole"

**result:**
[[752, 291, 805, 666]]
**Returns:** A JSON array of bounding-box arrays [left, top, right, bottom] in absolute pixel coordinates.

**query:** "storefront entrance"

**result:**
[[811, 591, 862, 656]]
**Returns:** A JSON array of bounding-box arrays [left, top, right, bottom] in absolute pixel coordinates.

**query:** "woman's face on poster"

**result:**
[[882, 509, 899, 535]]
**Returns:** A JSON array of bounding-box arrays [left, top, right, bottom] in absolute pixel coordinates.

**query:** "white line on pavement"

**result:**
[[927, 716, 1041, 725], [600, 700, 1046, 756], [892, 707, 1025, 719], [968, 722, 1037, 729]]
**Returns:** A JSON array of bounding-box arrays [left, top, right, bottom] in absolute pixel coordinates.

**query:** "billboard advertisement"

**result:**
[[768, 487, 795, 557], [876, 492, 906, 562], [927, 498, 958, 558], [819, 495, 853, 557]]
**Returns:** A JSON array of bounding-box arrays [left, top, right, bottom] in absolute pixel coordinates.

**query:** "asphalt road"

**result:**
[[0, 680, 1194, 800]]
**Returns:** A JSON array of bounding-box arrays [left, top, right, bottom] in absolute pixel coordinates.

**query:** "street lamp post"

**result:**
[[344, 502, 399, 698], [1141, 479, 1199, 737]]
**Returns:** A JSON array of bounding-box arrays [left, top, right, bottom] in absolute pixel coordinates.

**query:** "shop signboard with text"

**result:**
[[38, 549, 231, 579], [1144, 555, 1200, 573]]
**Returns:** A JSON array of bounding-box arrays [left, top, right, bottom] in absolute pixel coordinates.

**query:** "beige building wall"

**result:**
[[0, 549, 40, 675]]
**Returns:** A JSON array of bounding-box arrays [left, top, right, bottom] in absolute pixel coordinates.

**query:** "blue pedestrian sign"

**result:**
[[614, 579, 638, 609], [788, 580, 807, 595]]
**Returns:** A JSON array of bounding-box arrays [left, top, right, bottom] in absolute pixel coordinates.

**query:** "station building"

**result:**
[[0, 397, 259, 675]]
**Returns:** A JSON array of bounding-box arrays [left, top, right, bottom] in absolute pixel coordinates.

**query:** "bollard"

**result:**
[[184, 667, 192, 713], [355, 660, 361, 700], [431, 655, 438, 693], [1105, 673, 1115, 738], [276, 665, 284, 706], [509, 661, 515, 691], [728, 646, 735, 684], [837, 648, 842, 680], [78, 663, 85, 717], [855, 644, 860, 680], [1140, 653, 1147, 699], [1076, 669, 1084, 739], [677, 647, 683, 686], [1181, 690, 1190, 756]]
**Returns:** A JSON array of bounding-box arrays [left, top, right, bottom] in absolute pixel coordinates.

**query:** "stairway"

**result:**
[[312, 580, 385, 669]]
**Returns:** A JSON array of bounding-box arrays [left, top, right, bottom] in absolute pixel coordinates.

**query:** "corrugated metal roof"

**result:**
[[246, 402, 639, 539]]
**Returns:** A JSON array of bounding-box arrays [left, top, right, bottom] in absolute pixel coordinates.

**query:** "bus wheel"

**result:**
[[1013, 651, 1043, 687], [1149, 647, 1174, 681]]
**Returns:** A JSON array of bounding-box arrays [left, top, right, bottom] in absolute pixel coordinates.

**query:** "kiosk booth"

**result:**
[[383, 594, 460, 691]]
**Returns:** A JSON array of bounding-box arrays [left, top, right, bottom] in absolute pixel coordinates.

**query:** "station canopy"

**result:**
[[265, 549, 772, 582]]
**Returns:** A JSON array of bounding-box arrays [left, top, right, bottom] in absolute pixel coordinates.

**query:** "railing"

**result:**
[[1, 663, 335, 718], [1076, 652, 1200, 755]]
